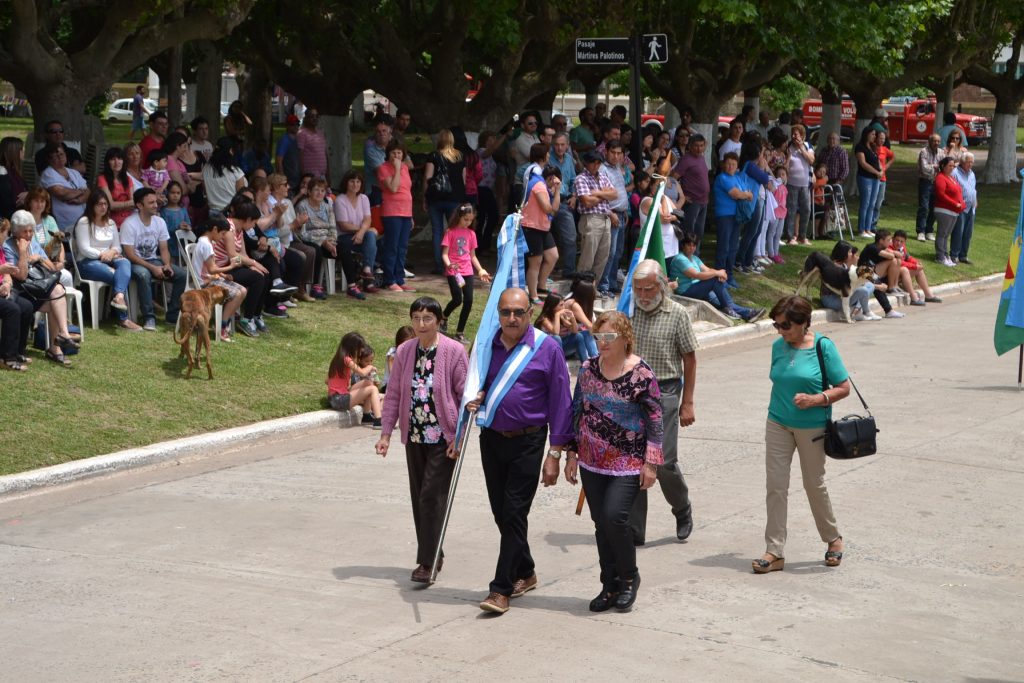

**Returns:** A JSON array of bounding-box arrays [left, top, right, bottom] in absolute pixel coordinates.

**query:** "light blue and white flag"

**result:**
[[617, 180, 668, 316], [456, 211, 527, 440]]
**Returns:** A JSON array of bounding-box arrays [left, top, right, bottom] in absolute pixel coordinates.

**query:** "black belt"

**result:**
[[487, 425, 543, 439]]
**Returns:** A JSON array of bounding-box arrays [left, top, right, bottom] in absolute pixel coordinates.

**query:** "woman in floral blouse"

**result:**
[[376, 297, 468, 584], [564, 310, 663, 613]]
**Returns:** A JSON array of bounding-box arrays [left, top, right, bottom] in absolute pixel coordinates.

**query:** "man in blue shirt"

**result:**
[[549, 133, 578, 278]]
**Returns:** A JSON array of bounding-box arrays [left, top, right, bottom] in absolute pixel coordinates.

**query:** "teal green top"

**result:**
[[669, 252, 702, 294], [768, 334, 848, 429]]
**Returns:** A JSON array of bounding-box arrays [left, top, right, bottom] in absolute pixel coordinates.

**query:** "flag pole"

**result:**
[[575, 488, 586, 515], [430, 407, 476, 584], [1018, 345, 1022, 391]]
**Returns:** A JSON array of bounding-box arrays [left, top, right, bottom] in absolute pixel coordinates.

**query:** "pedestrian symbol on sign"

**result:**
[[642, 33, 668, 64]]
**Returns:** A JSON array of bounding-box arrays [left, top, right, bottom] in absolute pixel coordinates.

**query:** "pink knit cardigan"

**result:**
[[380, 335, 468, 445]]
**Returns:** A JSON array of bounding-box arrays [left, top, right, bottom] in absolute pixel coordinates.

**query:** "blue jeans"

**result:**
[[856, 175, 880, 234], [681, 278, 752, 318], [737, 196, 764, 268], [681, 202, 708, 248], [872, 180, 886, 231], [951, 210, 975, 260], [428, 200, 460, 272], [600, 210, 627, 293], [714, 214, 740, 281], [551, 201, 577, 275], [821, 283, 873, 315], [338, 230, 378, 278], [560, 332, 588, 361], [785, 184, 811, 240], [381, 216, 412, 286], [79, 257, 131, 322], [130, 258, 186, 322], [916, 178, 935, 235], [580, 329, 598, 358]]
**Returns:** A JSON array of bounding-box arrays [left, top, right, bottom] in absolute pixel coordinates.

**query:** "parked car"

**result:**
[[105, 98, 158, 123]]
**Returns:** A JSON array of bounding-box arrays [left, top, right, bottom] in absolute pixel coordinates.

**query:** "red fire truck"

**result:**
[[801, 97, 990, 145]]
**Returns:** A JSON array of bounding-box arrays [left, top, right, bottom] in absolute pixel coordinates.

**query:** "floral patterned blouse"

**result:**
[[569, 357, 664, 476], [409, 344, 443, 444]]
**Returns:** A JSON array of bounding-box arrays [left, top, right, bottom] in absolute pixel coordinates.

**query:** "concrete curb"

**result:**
[[0, 409, 358, 497], [1, 273, 1003, 497], [697, 272, 1003, 349]]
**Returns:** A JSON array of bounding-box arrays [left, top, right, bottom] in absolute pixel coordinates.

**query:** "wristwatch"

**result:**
[[546, 449, 562, 460]]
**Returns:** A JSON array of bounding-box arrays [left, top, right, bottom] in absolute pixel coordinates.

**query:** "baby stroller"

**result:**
[[818, 184, 854, 241]]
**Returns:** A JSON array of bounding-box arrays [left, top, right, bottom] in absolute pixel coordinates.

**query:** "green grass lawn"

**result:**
[[2, 120, 1020, 475]]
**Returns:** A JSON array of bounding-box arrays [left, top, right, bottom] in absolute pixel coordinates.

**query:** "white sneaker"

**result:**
[[865, 312, 883, 320], [926, 234, 936, 241], [852, 312, 869, 322], [885, 310, 905, 319], [917, 233, 926, 242]]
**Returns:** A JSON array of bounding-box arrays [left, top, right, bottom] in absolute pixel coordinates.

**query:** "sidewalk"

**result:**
[[1, 287, 1021, 681]]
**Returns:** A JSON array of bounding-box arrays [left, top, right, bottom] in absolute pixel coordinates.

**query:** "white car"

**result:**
[[106, 98, 159, 122]]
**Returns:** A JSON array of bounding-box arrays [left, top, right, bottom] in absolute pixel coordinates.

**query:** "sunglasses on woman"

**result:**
[[592, 332, 619, 342], [773, 320, 797, 331]]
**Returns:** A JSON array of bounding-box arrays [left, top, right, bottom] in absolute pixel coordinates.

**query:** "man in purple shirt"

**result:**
[[469, 288, 572, 615], [672, 134, 710, 247]]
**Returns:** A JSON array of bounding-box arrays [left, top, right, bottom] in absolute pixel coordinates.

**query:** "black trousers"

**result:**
[[281, 247, 307, 287], [443, 274, 474, 333], [580, 467, 640, 591], [229, 266, 267, 318], [405, 440, 455, 566], [480, 426, 546, 596], [477, 187, 499, 251], [305, 241, 358, 287], [0, 292, 33, 360]]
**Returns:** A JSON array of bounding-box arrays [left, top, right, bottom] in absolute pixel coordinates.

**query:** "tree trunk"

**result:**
[[195, 41, 224, 137], [663, 103, 680, 131], [26, 83, 93, 151], [351, 92, 366, 131], [818, 88, 842, 150], [935, 73, 955, 128], [525, 88, 558, 124], [982, 111, 1021, 184], [692, 122, 716, 169], [238, 62, 272, 151], [743, 87, 760, 118], [321, 114, 351, 191], [168, 43, 184, 129], [584, 78, 601, 108]]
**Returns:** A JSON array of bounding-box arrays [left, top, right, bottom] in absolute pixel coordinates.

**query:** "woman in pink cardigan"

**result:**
[[375, 296, 468, 584]]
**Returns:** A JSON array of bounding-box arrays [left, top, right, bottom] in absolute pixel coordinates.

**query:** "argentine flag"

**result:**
[[617, 179, 668, 316]]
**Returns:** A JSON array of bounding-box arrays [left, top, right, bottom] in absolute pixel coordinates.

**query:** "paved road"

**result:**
[[2, 288, 1022, 682]]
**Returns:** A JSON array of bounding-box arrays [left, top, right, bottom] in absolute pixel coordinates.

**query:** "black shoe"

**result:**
[[270, 280, 298, 296], [614, 574, 640, 611], [263, 307, 289, 319], [589, 588, 618, 613], [676, 510, 693, 541]]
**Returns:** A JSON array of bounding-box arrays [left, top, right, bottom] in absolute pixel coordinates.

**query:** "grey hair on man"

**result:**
[[633, 259, 668, 288], [961, 151, 975, 163]]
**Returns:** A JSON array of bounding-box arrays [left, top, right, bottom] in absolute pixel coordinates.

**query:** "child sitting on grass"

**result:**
[[327, 331, 381, 428]]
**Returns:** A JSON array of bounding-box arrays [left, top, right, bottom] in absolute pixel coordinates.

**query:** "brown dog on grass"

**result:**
[[173, 286, 227, 379]]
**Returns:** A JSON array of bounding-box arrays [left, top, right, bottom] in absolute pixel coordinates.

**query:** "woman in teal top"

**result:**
[[668, 232, 765, 322], [754, 295, 850, 574]]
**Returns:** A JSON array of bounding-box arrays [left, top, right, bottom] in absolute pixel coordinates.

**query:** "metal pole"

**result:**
[[429, 408, 476, 583], [629, 32, 644, 171], [1018, 345, 1022, 391]]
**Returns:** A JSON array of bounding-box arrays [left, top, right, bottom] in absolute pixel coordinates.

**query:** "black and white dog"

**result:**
[[795, 252, 876, 323]]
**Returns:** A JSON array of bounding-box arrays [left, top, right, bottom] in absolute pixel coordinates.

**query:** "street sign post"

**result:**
[[575, 38, 630, 65]]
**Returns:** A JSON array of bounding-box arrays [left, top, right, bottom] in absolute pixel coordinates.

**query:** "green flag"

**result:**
[[618, 182, 667, 314]]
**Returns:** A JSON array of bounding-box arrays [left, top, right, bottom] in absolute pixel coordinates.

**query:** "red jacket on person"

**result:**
[[934, 172, 964, 214]]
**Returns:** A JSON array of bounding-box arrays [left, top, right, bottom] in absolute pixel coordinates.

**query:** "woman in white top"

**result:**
[[268, 173, 316, 302], [74, 191, 139, 330], [333, 169, 378, 291], [202, 139, 246, 213], [639, 178, 681, 260]]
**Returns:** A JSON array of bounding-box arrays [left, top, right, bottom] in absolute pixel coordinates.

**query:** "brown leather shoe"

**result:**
[[296, 290, 316, 303], [510, 574, 538, 598], [411, 565, 431, 583], [478, 592, 509, 614]]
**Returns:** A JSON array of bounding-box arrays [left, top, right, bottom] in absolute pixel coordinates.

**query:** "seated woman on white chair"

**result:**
[[74, 190, 140, 331], [3, 210, 78, 366]]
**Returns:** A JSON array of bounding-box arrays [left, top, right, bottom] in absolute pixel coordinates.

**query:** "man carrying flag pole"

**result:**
[[618, 160, 700, 544], [993, 168, 1024, 388], [430, 212, 573, 617]]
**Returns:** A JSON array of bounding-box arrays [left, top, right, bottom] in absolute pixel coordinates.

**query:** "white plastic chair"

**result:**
[[183, 242, 224, 342], [69, 240, 113, 330], [175, 229, 196, 268]]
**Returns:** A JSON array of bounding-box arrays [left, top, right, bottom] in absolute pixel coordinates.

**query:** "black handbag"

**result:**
[[815, 336, 878, 459], [16, 261, 60, 304]]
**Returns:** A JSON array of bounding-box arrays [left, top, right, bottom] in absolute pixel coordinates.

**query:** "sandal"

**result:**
[[45, 348, 72, 367], [55, 334, 80, 349], [2, 359, 27, 372], [752, 554, 784, 574], [825, 537, 844, 567], [537, 288, 550, 296]]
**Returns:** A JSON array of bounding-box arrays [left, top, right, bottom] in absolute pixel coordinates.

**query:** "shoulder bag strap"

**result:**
[[816, 335, 870, 413]]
